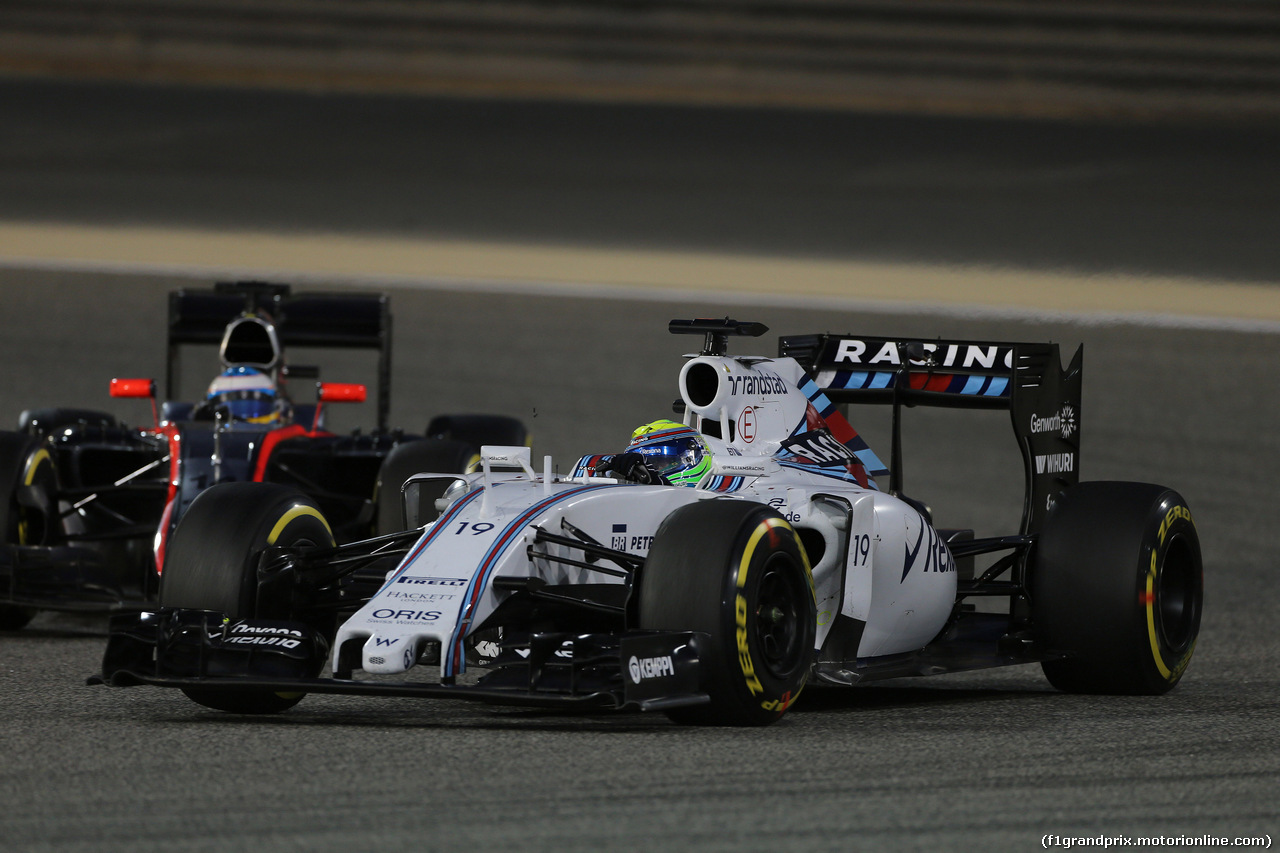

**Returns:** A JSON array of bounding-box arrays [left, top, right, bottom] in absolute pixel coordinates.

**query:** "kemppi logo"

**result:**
[[628, 654, 675, 684]]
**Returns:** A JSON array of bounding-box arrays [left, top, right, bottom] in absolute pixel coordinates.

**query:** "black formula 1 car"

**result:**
[[94, 319, 1203, 725], [0, 281, 525, 629]]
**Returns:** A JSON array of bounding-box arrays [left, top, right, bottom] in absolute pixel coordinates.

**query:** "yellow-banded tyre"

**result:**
[[373, 439, 478, 536], [1032, 481, 1202, 695], [160, 482, 335, 713], [0, 432, 60, 631], [639, 500, 815, 726], [425, 414, 528, 451]]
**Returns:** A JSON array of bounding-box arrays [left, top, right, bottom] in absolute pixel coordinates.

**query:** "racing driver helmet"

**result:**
[[205, 367, 284, 424], [625, 419, 712, 487]]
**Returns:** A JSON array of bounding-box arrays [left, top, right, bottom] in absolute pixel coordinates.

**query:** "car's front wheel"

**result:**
[[638, 499, 815, 726], [0, 432, 60, 630], [160, 482, 335, 713]]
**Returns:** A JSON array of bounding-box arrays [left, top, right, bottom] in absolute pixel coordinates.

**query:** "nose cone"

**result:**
[[362, 634, 420, 674]]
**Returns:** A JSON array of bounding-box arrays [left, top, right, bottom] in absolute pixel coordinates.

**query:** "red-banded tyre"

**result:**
[[0, 432, 60, 630], [1032, 481, 1203, 695], [160, 482, 335, 713], [638, 499, 816, 726]]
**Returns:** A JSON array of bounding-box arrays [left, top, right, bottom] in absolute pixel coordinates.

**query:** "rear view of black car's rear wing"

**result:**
[[779, 334, 1082, 535], [167, 282, 392, 429]]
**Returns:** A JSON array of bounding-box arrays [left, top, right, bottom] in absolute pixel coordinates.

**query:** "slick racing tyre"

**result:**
[[17, 408, 118, 436], [425, 414, 528, 451], [639, 500, 815, 726], [0, 432, 60, 630], [373, 439, 479, 535], [1031, 481, 1203, 695], [160, 482, 335, 713]]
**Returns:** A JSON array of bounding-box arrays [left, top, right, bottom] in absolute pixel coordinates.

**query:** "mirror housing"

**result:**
[[110, 378, 156, 399], [317, 382, 366, 403]]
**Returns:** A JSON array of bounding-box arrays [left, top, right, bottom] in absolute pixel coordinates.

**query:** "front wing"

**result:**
[[92, 609, 710, 714]]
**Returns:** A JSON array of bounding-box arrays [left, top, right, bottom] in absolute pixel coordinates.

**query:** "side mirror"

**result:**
[[308, 382, 367, 432], [109, 378, 158, 427], [109, 378, 156, 399], [317, 383, 367, 403]]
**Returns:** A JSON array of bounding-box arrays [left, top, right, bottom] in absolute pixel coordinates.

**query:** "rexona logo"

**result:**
[[1030, 404, 1078, 440], [900, 517, 957, 582], [224, 624, 304, 649], [628, 654, 676, 684], [1035, 452, 1075, 474], [396, 576, 467, 587]]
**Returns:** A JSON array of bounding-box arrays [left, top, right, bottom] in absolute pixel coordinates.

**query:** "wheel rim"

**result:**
[[754, 553, 807, 680], [1156, 535, 1200, 654]]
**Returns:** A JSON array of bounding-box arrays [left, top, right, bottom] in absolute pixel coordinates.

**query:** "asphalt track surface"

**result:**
[[1, 77, 1278, 851]]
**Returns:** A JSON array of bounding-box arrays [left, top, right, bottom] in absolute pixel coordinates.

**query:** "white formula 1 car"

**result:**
[[95, 319, 1203, 726]]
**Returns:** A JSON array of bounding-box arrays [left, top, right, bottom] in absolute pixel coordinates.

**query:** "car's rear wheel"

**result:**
[[0, 432, 60, 630], [638, 499, 815, 726], [1031, 481, 1203, 694], [160, 482, 335, 713], [373, 439, 478, 535]]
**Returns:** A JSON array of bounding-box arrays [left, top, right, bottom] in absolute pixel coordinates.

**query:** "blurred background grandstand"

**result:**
[[2, 0, 1279, 121]]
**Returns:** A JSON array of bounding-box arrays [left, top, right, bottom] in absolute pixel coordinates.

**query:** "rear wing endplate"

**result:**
[[779, 334, 1082, 535], [167, 282, 392, 429]]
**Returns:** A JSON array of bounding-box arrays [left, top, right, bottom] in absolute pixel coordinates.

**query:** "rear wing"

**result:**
[[167, 281, 392, 429], [779, 334, 1082, 535]]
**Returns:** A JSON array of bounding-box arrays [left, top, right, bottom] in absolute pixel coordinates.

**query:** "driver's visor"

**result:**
[[633, 437, 704, 477]]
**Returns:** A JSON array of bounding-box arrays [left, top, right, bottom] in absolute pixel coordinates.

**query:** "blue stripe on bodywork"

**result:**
[[441, 483, 615, 677], [377, 487, 487, 595]]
